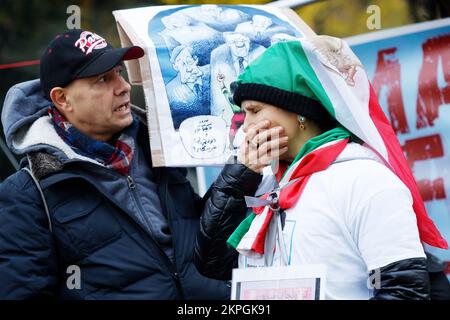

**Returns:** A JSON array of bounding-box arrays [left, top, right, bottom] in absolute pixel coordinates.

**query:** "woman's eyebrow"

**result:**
[[243, 104, 257, 111], [242, 106, 252, 113]]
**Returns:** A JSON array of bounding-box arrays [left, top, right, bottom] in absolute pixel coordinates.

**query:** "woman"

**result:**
[[194, 36, 447, 300]]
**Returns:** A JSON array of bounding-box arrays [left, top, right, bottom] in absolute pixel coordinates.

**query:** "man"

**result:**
[[166, 45, 211, 129], [0, 29, 231, 299], [209, 31, 265, 124]]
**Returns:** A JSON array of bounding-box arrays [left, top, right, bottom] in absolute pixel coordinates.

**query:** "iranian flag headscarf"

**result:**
[[227, 36, 448, 256]]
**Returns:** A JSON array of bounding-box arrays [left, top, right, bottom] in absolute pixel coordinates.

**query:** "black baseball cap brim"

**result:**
[[74, 46, 144, 79]]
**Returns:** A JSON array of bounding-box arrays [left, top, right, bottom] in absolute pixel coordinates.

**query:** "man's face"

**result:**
[[174, 49, 202, 84], [62, 65, 133, 142], [226, 34, 250, 58]]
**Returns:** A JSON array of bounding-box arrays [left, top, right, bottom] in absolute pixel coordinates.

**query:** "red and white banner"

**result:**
[[347, 18, 450, 270]]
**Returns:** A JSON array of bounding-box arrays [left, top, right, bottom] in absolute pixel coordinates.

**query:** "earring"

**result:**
[[298, 115, 306, 130]]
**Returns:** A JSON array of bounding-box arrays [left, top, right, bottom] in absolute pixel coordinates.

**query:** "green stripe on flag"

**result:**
[[281, 127, 351, 180], [226, 212, 256, 249], [236, 41, 337, 119]]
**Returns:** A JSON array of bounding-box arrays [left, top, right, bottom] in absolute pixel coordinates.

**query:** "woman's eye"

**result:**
[[98, 75, 107, 83]]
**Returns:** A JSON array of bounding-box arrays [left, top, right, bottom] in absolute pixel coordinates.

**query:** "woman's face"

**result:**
[[241, 100, 302, 160]]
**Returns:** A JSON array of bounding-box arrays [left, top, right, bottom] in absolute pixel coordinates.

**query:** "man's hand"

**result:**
[[237, 120, 288, 173]]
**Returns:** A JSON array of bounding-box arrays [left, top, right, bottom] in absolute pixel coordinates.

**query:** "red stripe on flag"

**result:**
[[251, 209, 273, 255], [368, 81, 448, 249], [250, 139, 349, 255], [279, 139, 348, 209], [0, 60, 40, 70]]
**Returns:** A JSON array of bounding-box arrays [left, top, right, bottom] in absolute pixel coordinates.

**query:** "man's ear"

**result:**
[[50, 87, 73, 113]]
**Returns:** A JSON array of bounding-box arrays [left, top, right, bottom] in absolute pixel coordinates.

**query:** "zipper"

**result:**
[[126, 174, 151, 236], [126, 175, 135, 189], [58, 159, 185, 298], [159, 172, 185, 299]]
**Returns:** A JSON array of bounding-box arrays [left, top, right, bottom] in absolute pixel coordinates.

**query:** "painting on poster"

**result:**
[[114, 5, 314, 166]]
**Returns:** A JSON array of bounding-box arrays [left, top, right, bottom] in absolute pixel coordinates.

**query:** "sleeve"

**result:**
[[350, 186, 426, 271], [370, 258, 430, 300], [345, 163, 429, 299], [174, 167, 208, 215], [0, 171, 58, 299], [194, 163, 262, 280]]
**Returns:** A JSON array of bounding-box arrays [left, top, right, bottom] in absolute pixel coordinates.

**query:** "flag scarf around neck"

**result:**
[[227, 127, 351, 256], [49, 106, 137, 175], [229, 37, 447, 251]]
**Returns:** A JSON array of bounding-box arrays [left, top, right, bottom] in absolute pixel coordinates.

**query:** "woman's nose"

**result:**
[[242, 116, 252, 133]]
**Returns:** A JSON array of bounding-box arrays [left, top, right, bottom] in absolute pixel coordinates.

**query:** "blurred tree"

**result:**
[[296, 0, 449, 37], [408, 0, 450, 21], [296, 0, 411, 37]]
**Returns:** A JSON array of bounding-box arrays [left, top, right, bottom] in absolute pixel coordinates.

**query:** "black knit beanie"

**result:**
[[233, 82, 336, 131]]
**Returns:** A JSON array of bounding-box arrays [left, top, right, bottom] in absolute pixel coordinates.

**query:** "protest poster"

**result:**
[[113, 4, 315, 167]]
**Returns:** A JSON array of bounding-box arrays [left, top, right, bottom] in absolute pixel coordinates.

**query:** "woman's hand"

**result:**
[[237, 120, 289, 173]]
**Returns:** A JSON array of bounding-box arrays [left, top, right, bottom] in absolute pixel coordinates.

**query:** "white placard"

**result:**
[[231, 264, 326, 300]]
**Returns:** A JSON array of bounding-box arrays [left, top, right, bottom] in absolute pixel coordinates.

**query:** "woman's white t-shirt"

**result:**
[[238, 143, 426, 300]]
